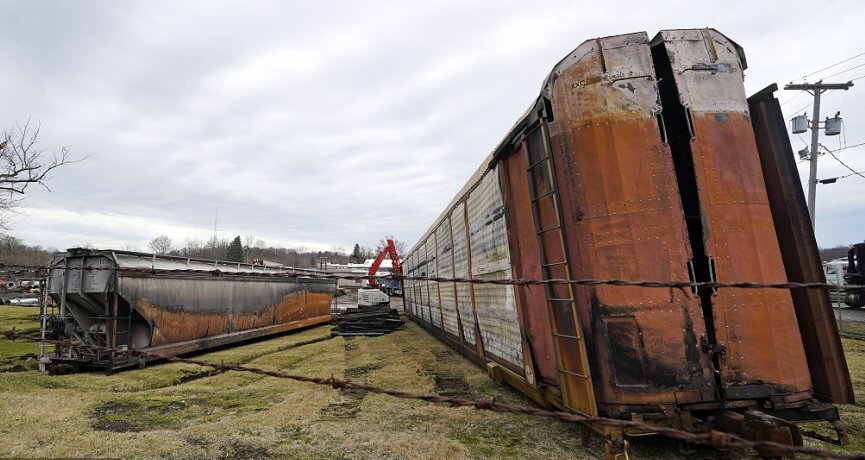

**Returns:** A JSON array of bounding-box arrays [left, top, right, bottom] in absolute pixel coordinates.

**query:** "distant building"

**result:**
[[328, 259, 398, 288]]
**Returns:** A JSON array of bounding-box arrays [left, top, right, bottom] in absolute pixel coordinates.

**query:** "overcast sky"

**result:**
[[3, 0, 864, 254]]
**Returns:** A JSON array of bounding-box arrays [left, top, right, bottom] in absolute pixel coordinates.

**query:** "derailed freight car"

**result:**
[[402, 28, 853, 453], [42, 249, 335, 371]]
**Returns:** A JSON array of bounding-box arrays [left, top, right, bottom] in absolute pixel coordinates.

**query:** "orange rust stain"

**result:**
[[546, 42, 715, 407], [690, 113, 811, 393], [135, 290, 333, 347]]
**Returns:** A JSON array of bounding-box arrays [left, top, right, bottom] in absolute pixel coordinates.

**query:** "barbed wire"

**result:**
[[0, 330, 860, 459], [1, 263, 862, 292]]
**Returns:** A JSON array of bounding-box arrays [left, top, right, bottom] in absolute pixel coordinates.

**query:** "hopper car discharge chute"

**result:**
[[401, 28, 853, 457], [42, 249, 336, 371]]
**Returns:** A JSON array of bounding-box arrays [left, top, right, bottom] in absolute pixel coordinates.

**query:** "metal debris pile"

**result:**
[[331, 306, 404, 336], [0, 292, 40, 306]]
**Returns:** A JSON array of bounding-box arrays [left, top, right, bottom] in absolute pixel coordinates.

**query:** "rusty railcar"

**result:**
[[42, 249, 334, 371], [402, 28, 852, 452]]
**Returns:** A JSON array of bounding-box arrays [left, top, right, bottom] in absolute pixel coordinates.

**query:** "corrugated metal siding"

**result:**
[[418, 242, 432, 324], [411, 251, 420, 318], [418, 243, 430, 324], [408, 250, 419, 317], [426, 235, 443, 330], [451, 202, 476, 346], [436, 217, 460, 338], [404, 253, 414, 316], [412, 250, 421, 319], [467, 168, 523, 366]]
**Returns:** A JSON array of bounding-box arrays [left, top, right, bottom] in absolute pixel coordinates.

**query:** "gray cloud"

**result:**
[[3, 0, 865, 253]]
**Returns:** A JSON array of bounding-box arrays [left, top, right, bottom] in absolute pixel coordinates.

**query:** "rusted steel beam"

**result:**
[[748, 84, 855, 404]]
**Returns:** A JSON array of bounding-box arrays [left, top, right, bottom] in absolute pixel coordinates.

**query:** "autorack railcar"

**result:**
[[402, 28, 852, 454]]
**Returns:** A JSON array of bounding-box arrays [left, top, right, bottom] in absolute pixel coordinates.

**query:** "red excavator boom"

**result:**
[[368, 239, 401, 289]]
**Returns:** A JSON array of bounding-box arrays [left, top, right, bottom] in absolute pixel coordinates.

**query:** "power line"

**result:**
[[822, 62, 865, 80], [780, 91, 804, 107], [794, 50, 865, 81], [827, 141, 865, 154], [779, 51, 865, 106], [788, 102, 813, 116], [826, 148, 865, 181], [839, 170, 865, 180]]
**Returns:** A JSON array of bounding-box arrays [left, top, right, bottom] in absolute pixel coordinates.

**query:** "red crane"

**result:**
[[368, 239, 401, 290]]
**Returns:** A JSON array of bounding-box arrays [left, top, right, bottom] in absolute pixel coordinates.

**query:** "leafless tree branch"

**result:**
[[0, 119, 87, 228]]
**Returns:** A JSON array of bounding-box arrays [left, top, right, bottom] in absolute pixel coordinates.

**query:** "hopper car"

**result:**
[[402, 28, 853, 454], [41, 248, 335, 371]]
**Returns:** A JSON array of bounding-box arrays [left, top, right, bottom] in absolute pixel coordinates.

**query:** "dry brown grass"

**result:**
[[0, 304, 862, 459]]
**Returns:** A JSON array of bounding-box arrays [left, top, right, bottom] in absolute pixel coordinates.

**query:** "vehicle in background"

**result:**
[[824, 258, 849, 305], [843, 243, 865, 308], [357, 288, 390, 307]]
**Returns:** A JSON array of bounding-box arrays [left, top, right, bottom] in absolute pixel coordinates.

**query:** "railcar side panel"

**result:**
[[652, 29, 812, 401], [452, 202, 478, 347], [499, 142, 560, 387], [543, 33, 716, 412], [404, 254, 414, 316], [466, 168, 523, 369], [418, 238, 431, 324], [408, 252, 419, 318], [436, 218, 460, 339], [425, 235, 443, 330], [748, 87, 855, 403]]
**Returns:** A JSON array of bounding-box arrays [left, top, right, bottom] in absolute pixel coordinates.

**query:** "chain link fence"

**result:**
[[833, 302, 865, 340]]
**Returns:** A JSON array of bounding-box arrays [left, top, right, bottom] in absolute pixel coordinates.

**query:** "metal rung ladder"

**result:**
[[523, 122, 596, 415]]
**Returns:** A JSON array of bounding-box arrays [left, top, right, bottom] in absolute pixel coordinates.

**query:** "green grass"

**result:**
[[0, 305, 41, 371], [0, 303, 864, 459]]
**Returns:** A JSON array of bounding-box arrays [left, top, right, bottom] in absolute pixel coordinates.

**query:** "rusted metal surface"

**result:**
[[543, 32, 714, 415], [402, 27, 848, 450], [748, 84, 855, 404], [499, 142, 559, 388], [45, 249, 334, 370], [652, 29, 812, 401]]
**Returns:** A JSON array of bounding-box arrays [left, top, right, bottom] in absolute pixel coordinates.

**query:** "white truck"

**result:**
[[357, 288, 390, 307]]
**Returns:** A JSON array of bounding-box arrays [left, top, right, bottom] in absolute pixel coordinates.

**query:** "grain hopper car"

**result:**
[[42, 248, 335, 371], [402, 28, 853, 454]]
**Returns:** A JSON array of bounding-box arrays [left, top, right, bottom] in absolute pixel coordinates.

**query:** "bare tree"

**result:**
[[0, 120, 84, 227], [149, 235, 173, 254], [0, 234, 53, 265], [377, 235, 407, 256]]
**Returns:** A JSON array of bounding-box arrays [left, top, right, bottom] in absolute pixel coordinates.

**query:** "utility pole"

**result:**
[[784, 80, 853, 230]]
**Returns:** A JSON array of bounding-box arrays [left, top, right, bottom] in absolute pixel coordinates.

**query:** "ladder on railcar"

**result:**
[[522, 121, 597, 415]]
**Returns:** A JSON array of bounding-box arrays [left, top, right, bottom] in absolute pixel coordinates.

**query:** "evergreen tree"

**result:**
[[349, 243, 363, 263], [226, 235, 244, 262]]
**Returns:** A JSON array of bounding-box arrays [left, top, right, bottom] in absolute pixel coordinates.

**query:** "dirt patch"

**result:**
[[419, 348, 473, 398], [430, 370, 473, 398], [176, 368, 222, 384], [91, 392, 281, 432], [185, 435, 272, 459], [432, 349, 453, 361], [91, 398, 193, 432], [319, 362, 386, 419], [319, 339, 384, 420], [216, 438, 271, 460]]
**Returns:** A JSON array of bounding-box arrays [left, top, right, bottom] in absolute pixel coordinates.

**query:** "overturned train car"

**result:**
[[402, 28, 853, 448], [43, 249, 334, 371]]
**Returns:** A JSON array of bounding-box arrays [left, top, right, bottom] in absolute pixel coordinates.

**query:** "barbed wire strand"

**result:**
[[2, 263, 863, 292], [1, 330, 860, 459]]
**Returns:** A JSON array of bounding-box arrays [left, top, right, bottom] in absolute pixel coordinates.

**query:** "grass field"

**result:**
[[0, 304, 862, 459]]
